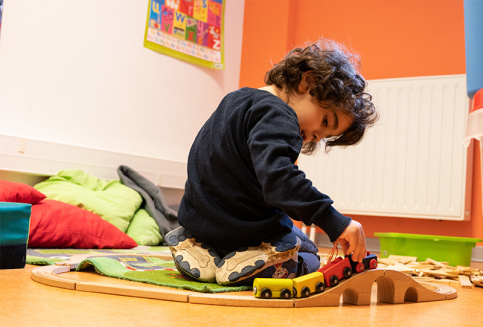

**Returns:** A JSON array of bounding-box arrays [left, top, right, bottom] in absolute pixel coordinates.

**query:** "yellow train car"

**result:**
[[253, 272, 326, 299], [253, 278, 293, 299], [292, 272, 325, 298]]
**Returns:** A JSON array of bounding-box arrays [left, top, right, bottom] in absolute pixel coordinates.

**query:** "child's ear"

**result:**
[[299, 72, 316, 93]]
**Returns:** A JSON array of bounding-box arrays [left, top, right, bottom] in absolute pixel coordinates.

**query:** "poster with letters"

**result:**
[[144, 0, 224, 69]]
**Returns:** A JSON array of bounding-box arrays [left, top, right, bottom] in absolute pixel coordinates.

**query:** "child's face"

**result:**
[[288, 93, 353, 144]]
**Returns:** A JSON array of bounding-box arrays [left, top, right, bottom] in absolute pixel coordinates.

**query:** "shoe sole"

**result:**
[[166, 227, 220, 283], [216, 235, 301, 285]]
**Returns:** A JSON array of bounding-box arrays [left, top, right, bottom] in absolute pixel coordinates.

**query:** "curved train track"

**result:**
[[31, 254, 457, 308]]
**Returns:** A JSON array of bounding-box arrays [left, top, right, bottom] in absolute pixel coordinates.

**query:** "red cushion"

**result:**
[[0, 180, 46, 204], [28, 199, 137, 249]]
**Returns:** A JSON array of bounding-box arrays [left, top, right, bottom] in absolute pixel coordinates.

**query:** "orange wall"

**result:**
[[239, 0, 482, 244]]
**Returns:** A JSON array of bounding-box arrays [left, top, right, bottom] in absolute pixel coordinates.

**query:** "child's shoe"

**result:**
[[166, 226, 220, 283], [215, 234, 301, 285]]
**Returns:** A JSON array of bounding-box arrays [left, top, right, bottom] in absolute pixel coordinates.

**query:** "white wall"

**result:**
[[0, 0, 245, 165]]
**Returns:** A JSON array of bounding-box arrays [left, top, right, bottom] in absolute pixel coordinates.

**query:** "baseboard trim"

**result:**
[[0, 134, 187, 189]]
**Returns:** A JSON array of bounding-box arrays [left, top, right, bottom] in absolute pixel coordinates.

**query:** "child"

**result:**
[[166, 38, 378, 286]]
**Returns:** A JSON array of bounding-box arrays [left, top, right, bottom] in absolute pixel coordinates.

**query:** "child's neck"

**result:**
[[258, 85, 288, 103]]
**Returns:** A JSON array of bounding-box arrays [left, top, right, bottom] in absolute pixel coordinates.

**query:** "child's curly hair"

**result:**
[[264, 38, 378, 154]]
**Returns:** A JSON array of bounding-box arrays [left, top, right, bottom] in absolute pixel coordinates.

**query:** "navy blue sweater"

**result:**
[[178, 88, 351, 252]]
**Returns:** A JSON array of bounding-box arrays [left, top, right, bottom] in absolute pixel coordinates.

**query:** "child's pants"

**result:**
[[289, 224, 321, 276]]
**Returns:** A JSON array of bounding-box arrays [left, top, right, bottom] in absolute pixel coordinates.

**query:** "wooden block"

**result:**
[[458, 275, 474, 289], [420, 268, 459, 279], [470, 275, 483, 287], [426, 258, 451, 268], [413, 277, 460, 288], [384, 264, 414, 274], [378, 258, 396, 265], [387, 255, 418, 264], [457, 266, 480, 276], [407, 264, 435, 269]]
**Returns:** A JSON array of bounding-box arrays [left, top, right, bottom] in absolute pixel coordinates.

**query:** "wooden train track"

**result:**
[[31, 254, 457, 308]]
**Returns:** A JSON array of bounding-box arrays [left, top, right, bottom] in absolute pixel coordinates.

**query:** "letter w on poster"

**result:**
[[144, 0, 225, 69]]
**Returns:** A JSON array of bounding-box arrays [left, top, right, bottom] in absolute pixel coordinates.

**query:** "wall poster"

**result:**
[[144, 0, 224, 69]]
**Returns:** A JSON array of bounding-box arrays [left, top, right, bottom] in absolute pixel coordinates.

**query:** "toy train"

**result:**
[[253, 252, 378, 299], [319, 252, 378, 287]]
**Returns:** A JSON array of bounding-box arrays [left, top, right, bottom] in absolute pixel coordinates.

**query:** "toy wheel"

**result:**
[[292, 287, 297, 297], [330, 275, 339, 286], [343, 267, 352, 279], [315, 282, 325, 293], [369, 259, 378, 269], [280, 288, 292, 299], [355, 262, 365, 273], [301, 287, 310, 298], [260, 288, 272, 299]]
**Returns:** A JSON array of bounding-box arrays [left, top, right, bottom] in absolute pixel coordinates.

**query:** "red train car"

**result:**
[[317, 256, 352, 287]]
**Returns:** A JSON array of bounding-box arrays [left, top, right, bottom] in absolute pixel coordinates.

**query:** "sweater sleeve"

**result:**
[[245, 99, 351, 242]]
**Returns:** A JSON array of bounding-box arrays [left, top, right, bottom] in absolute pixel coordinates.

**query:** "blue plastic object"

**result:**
[[464, 0, 483, 99], [0, 202, 31, 269]]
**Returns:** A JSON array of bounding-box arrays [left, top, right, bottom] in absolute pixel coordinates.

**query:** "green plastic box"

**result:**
[[374, 232, 482, 266]]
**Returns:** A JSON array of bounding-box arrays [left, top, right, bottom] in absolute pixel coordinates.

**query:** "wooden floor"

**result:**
[[1, 261, 483, 327]]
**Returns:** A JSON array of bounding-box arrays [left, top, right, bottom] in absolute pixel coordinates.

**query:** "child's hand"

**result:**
[[336, 220, 366, 263]]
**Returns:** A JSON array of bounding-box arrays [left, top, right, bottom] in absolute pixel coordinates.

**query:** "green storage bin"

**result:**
[[374, 232, 482, 266]]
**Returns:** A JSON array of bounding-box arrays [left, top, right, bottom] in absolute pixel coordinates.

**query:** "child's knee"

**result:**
[[297, 252, 321, 276]]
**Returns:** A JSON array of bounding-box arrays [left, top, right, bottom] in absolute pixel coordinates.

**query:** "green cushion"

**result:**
[[34, 170, 142, 233], [126, 209, 163, 246]]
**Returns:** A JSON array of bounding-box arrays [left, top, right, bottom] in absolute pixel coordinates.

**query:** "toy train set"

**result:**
[[253, 252, 378, 299]]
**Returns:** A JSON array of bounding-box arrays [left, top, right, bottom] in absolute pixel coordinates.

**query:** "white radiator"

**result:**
[[298, 75, 472, 221]]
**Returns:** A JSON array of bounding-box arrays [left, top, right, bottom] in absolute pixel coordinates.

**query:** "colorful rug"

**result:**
[[26, 246, 171, 265], [76, 255, 251, 293], [26, 247, 251, 293]]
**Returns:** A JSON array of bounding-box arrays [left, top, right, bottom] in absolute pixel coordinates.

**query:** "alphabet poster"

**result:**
[[144, 0, 224, 69]]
